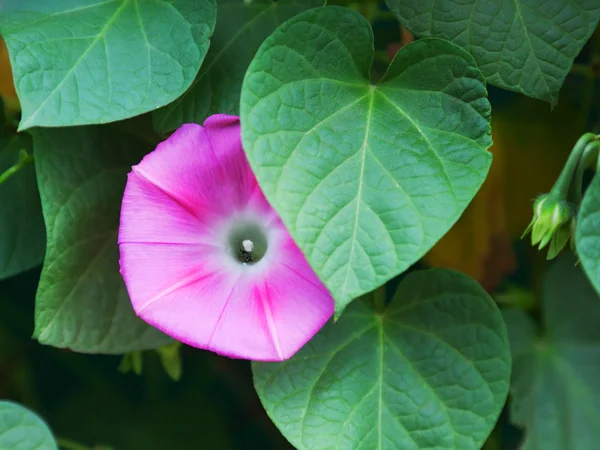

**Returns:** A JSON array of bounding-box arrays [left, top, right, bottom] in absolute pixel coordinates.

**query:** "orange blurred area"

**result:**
[[424, 94, 586, 291], [0, 36, 19, 108]]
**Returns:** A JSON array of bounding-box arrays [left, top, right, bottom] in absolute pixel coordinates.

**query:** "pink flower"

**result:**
[[118, 115, 334, 361]]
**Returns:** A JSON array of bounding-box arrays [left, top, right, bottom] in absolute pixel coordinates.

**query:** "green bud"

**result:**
[[523, 195, 572, 258], [546, 222, 571, 260]]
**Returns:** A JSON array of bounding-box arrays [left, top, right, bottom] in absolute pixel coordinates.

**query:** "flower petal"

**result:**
[[119, 242, 221, 313], [138, 275, 282, 360], [132, 116, 255, 217], [203, 237, 334, 361], [119, 170, 214, 245], [119, 115, 334, 361]]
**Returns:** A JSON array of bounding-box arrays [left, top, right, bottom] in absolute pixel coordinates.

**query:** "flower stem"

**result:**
[[0, 149, 33, 185], [573, 140, 600, 206], [550, 133, 598, 201]]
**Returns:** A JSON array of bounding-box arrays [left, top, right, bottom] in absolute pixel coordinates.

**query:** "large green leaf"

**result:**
[[386, 0, 600, 106], [576, 174, 600, 294], [0, 0, 216, 130], [32, 124, 171, 353], [241, 6, 492, 315], [0, 135, 45, 280], [0, 401, 57, 450], [504, 253, 600, 450], [153, 0, 323, 136], [253, 269, 510, 450]]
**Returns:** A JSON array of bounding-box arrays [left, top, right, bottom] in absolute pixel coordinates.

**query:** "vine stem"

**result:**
[[0, 149, 33, 185], [56, 437, 92, 450], [549, 133, 597, 200]]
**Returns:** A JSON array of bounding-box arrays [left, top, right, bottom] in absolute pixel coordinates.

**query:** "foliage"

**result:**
[[0, 1, 599, 449], [505, 254, 600, 450], [254, 269, 509, 450], [0, 401, 57, 450]]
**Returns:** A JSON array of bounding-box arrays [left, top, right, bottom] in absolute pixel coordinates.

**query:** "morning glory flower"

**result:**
[[118, 115, 334, 361]]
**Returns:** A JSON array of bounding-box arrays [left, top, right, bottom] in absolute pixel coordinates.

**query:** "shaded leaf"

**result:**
[[504, 253, 600, 450], [32, 125, 171, 353], [0, 135, 45, 280], [386, 0, 600, 105], [153, 0, 323, 136]]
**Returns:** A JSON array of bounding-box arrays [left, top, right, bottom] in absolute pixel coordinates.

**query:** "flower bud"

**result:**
[[523, 195, 573, 259]]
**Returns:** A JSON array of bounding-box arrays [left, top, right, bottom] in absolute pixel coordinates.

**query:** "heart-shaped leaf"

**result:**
[[253, 269, 510, 450], [32, 122, 171, 353], [576, 174, 600, 294], [504, 253, 600, 450], [153, 0, 323, 136], [241, 6, 492, 314], [0, 0, 216, 130], [386, 0, 600, 106], [0, 401, 57, 450]]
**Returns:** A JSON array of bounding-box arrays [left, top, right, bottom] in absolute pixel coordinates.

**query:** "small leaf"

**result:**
[[241, 6, 492, 314], [153, 0, 323, 136], [576, 174, 600, 294], [253, 269, 510, 450], [0, 0, 216, 130], [504, 253, 600, 450], [0, 135, 45, 280], [0, 401, 57, 450], [386, 0, 600, 105], [32, 124, 171, 353], [156, 341, 183, 381], [118, 351, 143, 375]]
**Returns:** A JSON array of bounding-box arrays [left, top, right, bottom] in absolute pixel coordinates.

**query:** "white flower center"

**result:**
[[242, 239, 254, 253], [227, 220, 268, 265]]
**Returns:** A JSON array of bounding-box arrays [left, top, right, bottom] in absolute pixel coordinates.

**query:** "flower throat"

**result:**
[[229, 222, 268, 264]]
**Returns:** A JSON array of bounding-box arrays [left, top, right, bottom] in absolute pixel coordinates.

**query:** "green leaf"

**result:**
[[0, 135, 45, 280], [576, 174, 600, 294], [504, 253, 600, 450], [153, 0, 323, 136], [32, 124, 171, 353], [241, 6, 492, 315], [253, 269, 510, 450], [0, 401, 57, 450], [386, 0, 600, 106], [0, 0, 216, 130]]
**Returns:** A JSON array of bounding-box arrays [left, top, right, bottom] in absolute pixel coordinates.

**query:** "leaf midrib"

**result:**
[[337, 88, 374, 311]]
